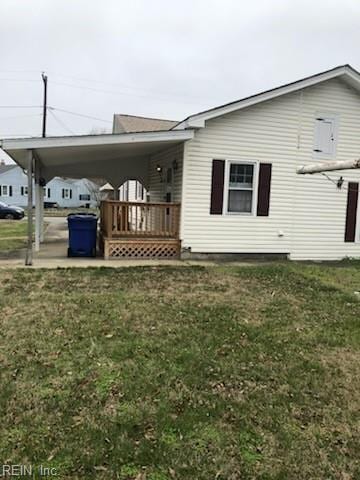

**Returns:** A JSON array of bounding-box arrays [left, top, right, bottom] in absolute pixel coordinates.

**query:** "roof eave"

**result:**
[[0, 129, 194, 151], [175, 65, 360, 129]]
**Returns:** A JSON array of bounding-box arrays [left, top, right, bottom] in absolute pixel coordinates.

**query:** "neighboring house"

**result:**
[[100, 181, 146, 202], [109, 115, 156, 202], [113, 114, 177, 133], [0, 164, 99, 208]]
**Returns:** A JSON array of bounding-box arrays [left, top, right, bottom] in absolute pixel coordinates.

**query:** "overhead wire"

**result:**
[[0, 106, 42, 109], [50, 80, 208, 106], [47, 70, 213, 104], [0, 113, 42, 121], [48, 109, 76, 135], [49, 106, 112, 124]]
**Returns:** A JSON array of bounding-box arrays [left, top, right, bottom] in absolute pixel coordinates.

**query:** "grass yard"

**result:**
[[41, 207, 99, 217], [0, 264, 360, 479], [0, 219, 28, 252]]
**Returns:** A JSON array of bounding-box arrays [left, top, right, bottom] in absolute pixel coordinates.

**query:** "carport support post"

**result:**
[[34, 159, 41, 252], [25, 150, 34, 266]]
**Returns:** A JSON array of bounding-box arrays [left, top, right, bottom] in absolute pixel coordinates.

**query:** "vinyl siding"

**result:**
[[148, 143, 183, 202], [118, 180, 147, 202], [291, 79, 360, 260], [181, 78, 360, 260]]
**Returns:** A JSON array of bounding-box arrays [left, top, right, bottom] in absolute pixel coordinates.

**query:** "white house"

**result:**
[[3, 64, 360, 262], [100, 180, 147, 202], [0, 164, 99, 208]]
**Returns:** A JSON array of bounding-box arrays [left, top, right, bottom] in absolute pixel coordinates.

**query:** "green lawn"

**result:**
[[0, 264, 360, 479], [42, 207, 99, 217], [0, 219, 28, 251]]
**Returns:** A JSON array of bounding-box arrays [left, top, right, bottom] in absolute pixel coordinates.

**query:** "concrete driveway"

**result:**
[[0, 216, 189, 268]]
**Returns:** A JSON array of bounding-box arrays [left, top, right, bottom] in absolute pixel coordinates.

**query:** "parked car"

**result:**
[[44, 201, 59, 209], [0, 201, 25, 220]]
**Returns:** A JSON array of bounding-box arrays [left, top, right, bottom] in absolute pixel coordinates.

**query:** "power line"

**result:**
[[0, 113, 42, 121], [0, 133, 39, 137], [49, 106, 112, 124], [0, 69, 211, 103], [48, 109, 75, 135], [0, 69, 40, 74], [0, 78, 38, 83], [0, 69, 212, 106], [50, 80, 208, 106], [0, 106, 42, 109], [48, 70, 213, 103]]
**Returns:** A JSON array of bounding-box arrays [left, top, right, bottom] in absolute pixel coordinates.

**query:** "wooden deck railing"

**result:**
[[100, 200, 181, 239]]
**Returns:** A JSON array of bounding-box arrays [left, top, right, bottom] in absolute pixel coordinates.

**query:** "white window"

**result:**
[[313, 115, 338, 157], [1, 185, 9, 196], [21, 186, 28, 196], [62, 188, 71, 199], [225, 162, 257, 214], [79, 194, 90, 201], [136, 181, 144, 200], [120, 182, 129, 201]]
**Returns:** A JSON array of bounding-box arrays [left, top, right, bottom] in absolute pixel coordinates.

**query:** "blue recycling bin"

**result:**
[[67, 213, 98, 257]]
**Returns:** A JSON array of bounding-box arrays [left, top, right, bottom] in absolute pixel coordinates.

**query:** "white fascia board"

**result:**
[[0, 129, 194, 151], [175, 66, 358, 129]]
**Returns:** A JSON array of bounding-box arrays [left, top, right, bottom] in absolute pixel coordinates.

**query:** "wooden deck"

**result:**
[[100, 200, 181, 259]]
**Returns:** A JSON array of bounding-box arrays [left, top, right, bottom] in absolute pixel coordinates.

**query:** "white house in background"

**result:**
[[0, 164, 99, 208], [100, 180, 147, 202], [108, 114, 166, 203]]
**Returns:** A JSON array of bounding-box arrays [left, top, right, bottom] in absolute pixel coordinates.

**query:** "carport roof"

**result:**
[[0, 129, 194, 179]]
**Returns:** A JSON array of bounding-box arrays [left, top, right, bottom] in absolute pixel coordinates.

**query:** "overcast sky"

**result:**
[[0, 0, 360, 155]]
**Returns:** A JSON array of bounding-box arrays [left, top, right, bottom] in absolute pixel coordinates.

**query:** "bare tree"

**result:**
[[89, 127, 111, 135], [83, 179, 102, 207]]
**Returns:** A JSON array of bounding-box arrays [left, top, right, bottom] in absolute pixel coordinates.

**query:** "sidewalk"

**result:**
[[0, 217, 219, 269]]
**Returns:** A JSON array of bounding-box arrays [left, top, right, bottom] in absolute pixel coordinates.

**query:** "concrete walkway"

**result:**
[[0, 217, 220, 269]]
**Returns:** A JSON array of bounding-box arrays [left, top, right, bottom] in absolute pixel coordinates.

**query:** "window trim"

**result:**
[[63, 188, 71, 200], [223, 160, 259, 216], [312, 112, 339, 159], [79, 193, 91, 201], [1, 184, 10, 197]]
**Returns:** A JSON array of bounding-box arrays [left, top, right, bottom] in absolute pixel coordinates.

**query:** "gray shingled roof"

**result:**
[[113, 114, 178, 134], [0, 164, 17, 175]]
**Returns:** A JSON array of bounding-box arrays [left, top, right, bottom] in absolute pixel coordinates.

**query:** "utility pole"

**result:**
[[41, 72, 48, 137]]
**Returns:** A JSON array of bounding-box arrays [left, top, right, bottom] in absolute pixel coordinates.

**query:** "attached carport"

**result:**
[[0, 129, 193, 265]]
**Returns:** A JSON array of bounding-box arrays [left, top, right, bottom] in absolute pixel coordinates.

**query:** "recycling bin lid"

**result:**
[[67, 213, 98, 224]]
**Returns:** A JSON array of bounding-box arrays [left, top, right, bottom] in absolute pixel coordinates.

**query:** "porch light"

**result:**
[[156, 164, 164, 182]]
